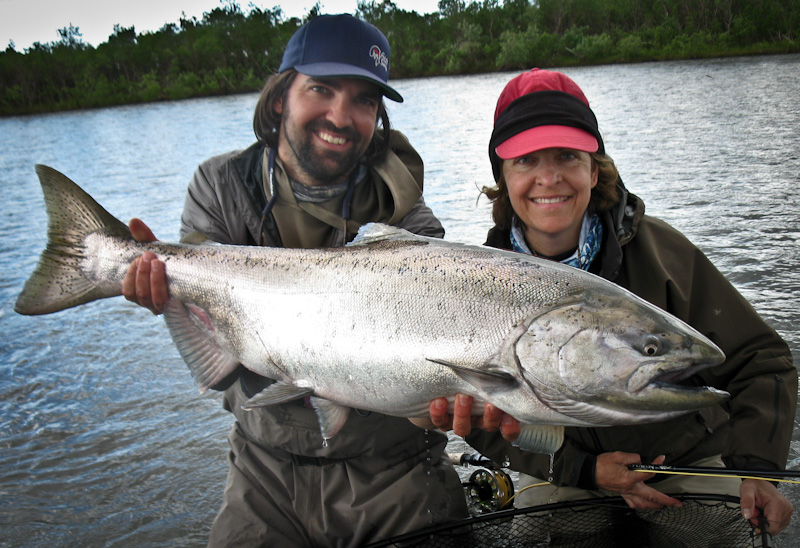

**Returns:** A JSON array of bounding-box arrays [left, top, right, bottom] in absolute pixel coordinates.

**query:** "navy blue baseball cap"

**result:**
[[278, 14, 403, 103]]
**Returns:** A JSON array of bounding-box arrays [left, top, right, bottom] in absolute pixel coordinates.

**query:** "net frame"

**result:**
[[364, 494, 771, 548]]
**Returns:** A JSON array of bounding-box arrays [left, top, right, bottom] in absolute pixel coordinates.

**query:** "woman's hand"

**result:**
[[595, 452, 682, 509], [740, 478, 793, 535]]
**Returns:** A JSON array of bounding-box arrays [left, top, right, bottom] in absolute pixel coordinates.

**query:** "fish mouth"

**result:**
[[613, 355, 729, 414], [532, 379, 729, 425], [649, 361, 716, 386], [627, 356, 723, 393], [617, 358, 730, 413], [630, 381, 730, 413]]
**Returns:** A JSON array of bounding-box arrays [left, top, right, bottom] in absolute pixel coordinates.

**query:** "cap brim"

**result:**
[[295, 62, 404, 103], [495, 125, 598, 159]]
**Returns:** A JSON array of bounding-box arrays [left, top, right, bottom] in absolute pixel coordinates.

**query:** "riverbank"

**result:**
[[1, 1, 798, 116]]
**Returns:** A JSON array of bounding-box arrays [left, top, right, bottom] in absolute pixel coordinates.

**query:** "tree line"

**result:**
[[1, 0, 798, 116]]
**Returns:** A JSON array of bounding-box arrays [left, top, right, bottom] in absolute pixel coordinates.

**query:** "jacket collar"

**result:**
[[595, 180, 644, 280]]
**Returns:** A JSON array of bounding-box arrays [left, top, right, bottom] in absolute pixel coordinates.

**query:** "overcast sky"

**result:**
[[1, 0, 442, 51]]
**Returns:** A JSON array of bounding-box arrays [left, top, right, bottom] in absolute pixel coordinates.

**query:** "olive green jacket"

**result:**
[[179, 130, 443, 246], [469, 186, 797, 487]]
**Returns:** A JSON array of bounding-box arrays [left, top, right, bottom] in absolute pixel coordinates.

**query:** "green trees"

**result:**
[[1, 0, 797, 116]]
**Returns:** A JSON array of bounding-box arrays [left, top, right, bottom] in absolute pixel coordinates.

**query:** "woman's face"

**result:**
[[502, 148, 598, 257]]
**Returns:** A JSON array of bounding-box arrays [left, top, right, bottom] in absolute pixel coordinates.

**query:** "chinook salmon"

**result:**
[[16, 165, 729, 454]]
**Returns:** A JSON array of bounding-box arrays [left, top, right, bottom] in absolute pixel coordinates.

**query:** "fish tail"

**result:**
[[15, 165, 132, 315]]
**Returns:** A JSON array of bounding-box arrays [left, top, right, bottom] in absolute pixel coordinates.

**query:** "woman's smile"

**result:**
[[503, 148, 597, 256]]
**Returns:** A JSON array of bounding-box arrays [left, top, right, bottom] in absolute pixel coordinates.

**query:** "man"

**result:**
[[123, 14, 468, 547]]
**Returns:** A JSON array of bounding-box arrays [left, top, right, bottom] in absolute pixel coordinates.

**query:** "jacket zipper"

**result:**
[[768, 375, 783, 444]]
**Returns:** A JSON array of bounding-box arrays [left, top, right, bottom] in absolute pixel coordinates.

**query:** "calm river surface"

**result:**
[[1, 54, 799, 547]]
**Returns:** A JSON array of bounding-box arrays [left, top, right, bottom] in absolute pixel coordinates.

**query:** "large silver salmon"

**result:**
[[16, 165, 728, 454]]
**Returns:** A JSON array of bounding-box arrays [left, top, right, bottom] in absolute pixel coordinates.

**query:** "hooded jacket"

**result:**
[[468, 185, 797, 488]]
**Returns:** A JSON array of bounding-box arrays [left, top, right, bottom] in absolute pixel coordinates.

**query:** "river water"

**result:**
[[1, 54, 798, 547]]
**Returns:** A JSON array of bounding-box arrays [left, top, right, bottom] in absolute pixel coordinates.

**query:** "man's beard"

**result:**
[[283, 117, 370, 184]]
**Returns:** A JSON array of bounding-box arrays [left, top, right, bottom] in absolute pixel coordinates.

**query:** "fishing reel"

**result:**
[[450, 451, 514, 515], [464, 466, 514, 514]]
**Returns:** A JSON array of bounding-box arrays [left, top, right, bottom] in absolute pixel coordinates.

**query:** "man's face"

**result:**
[[275, 74, 382, 186]]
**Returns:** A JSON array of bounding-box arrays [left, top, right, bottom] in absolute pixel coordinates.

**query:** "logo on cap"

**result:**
[[370, 45, 389, 72]]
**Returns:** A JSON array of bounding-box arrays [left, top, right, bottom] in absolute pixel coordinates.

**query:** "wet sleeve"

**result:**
[[676, 250, 796, 470]]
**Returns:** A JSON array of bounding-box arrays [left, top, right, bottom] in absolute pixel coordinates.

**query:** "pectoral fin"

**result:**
[[513, 424, 565, 454], [427, 358, 518, 392], [427, 321, 536, 394]]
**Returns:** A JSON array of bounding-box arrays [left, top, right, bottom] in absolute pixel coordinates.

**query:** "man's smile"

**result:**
[[317, 130, 348, 146]]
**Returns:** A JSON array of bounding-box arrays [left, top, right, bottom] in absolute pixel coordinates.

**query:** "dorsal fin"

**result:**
[[348, 222, 423, 246]]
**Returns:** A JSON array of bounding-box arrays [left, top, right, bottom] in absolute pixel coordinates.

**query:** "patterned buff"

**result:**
[[510, 212, 603, 271]]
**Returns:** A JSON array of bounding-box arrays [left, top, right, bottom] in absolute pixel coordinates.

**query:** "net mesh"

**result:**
[[365, 495, 769, 548]]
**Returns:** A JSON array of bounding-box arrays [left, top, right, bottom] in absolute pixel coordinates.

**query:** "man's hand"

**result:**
[[740, 478, 793, 535], [427, 394, 520, 443], [121, 218, 169, 314], [597, 452, 682, 509]]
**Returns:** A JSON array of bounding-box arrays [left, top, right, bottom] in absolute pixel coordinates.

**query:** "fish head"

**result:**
[[515, 292, 729, 426]]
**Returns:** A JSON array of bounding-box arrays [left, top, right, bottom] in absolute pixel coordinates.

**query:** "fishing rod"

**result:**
[[629, 465, 788, 546], [629, 464, 800, 484]]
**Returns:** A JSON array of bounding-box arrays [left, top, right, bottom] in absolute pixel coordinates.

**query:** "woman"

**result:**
[[429, 68, 796, 535]]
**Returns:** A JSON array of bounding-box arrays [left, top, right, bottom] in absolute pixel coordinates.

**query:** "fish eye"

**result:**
[[641, 335, 663, 356]]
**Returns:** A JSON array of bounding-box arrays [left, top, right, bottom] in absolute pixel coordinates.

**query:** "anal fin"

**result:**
[[163, 299, 239, 392]]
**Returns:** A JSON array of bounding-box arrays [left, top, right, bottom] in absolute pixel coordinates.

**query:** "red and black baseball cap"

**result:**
[[489, 69, 604, 180]]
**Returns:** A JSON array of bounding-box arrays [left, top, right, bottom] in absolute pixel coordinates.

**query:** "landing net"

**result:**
[[365, 494, 769, 548]]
